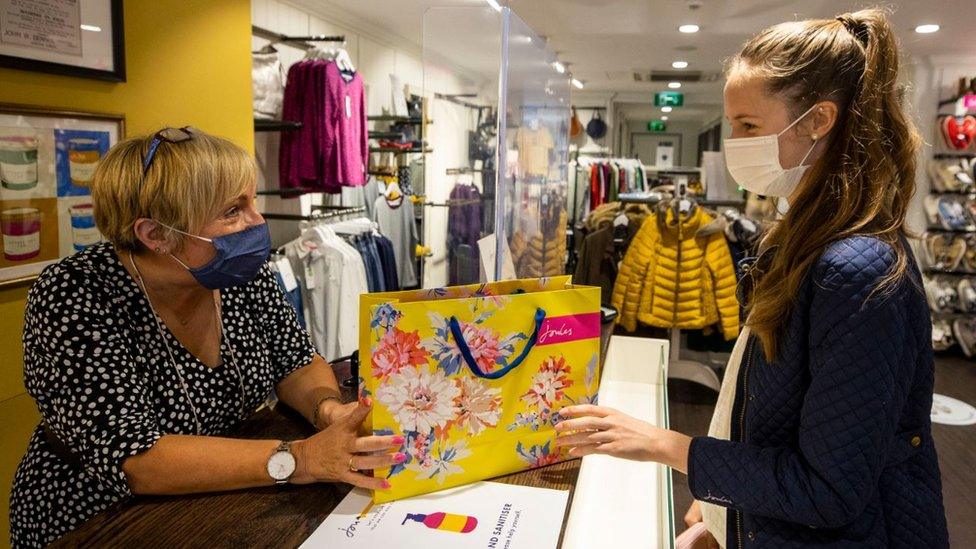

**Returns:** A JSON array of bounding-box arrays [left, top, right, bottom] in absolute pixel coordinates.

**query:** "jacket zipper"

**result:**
[[735, 336, 755, 548], [673, 219, 682, 327]]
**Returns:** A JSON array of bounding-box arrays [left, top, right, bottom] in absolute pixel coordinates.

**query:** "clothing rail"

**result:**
[[424, 198, 483, 207], [446, 167, 482, 174], [256, 188, 315, 197], [252, 25, 344, 49], [261, 206, 366, 222], [434, 92, 491, 111]]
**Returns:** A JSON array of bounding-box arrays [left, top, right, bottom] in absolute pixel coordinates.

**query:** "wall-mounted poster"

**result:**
[[0, 0, 125, 82], [0, 103, 123, 287]]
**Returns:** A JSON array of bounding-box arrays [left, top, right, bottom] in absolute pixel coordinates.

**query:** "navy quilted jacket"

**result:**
[[687, 236, 948, 548]]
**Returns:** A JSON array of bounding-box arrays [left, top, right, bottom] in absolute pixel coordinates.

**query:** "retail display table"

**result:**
[[53, 336, 673, 548]]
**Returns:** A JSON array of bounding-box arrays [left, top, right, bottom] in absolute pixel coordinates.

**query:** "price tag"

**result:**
[[275, 258, 298, 292], [345, 95, 352, 118], [304, 262, 317, 290]]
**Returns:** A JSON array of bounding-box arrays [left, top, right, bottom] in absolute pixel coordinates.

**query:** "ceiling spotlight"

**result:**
[[661, 116, 669, 121], [571, 78, 584, 89], [485, 0, 503, 12], [668, 82, 682, 89], [914, 24, 940, 34], [678, 24, 700, 33], [672, 60, 689, 69], [553, 61, 566, 74], [661, 106, 673, 113]]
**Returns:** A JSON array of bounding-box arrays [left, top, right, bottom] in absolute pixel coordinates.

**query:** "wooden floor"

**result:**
[[668, 353, 976, 546]]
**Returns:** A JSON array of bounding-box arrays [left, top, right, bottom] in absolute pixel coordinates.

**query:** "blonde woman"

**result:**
[[556, 9, 948, 548], [9, 129, 402, 547]]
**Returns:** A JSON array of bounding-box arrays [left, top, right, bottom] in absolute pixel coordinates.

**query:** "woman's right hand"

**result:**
[[290, 398, 405, 491], [684, 501, 720, 549]]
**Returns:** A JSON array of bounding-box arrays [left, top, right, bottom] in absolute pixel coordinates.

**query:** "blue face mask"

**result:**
[[160, 222, 271, 289]]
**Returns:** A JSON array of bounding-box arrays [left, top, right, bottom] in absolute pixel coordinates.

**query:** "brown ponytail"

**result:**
[[729, 7, 921, 361]]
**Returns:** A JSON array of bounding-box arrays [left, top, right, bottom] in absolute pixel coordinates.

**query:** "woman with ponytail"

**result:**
[[554, 8, 948, 548]]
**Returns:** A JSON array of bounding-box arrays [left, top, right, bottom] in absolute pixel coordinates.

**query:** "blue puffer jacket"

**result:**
[[687, 236, 948, 548]]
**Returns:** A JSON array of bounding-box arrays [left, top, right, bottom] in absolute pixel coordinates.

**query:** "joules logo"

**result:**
[[536, 313, 600, 346]]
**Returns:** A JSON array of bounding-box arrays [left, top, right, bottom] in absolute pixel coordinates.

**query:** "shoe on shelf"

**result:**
[[963, 234, 976, 271], [926, 276, 960, 313], [932, 319, 957, 351], [938, 197, 972, 231], [958, 278, 976, 313], [925, 195, 943, 227], [940, 115, 976, 151], [924, 233, 966, 271], [952, 318, 976, 358]]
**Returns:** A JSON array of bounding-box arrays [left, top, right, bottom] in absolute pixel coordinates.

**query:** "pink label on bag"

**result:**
[[536, 313, 600, 346]]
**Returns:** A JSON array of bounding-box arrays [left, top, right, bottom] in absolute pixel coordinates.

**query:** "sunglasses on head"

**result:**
[[142, 126, 197, 175]]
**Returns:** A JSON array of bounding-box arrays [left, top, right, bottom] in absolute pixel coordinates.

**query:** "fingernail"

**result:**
[[363, 397, 372, 407], [394, 453, 407, 463], [381, 480, 391, 489], [392, 436, 405, 445]]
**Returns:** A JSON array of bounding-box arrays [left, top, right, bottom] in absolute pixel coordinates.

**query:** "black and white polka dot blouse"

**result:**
[[9, 242, 316, 547]]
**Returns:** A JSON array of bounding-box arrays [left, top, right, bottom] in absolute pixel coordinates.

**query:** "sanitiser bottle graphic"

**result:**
[[401, 512, 478, 533]]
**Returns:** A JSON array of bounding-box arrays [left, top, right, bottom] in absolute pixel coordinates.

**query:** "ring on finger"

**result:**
[[349, 456, 358, 472]]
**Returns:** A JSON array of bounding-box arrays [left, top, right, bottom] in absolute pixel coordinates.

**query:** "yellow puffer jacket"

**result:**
[[611, 207, 739, 340]]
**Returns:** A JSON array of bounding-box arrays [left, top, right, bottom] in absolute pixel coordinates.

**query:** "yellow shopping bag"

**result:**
[[359, 276, 601, 503]]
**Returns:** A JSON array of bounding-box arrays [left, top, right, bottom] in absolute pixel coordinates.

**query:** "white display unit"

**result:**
[[562, 335, 675, 549]]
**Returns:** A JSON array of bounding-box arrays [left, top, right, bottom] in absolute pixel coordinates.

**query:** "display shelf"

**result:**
[[366, 115, 428, 124], [369, 146, 432, 154], [934, 151, 976, 159], [929, 189, 976, 195], [926, 226, 976, 233], [254, 119, 302, 132], [925, 267, 976, 276]]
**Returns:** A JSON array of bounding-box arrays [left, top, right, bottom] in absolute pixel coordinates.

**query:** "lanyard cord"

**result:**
[[128, 252, 248, 435]]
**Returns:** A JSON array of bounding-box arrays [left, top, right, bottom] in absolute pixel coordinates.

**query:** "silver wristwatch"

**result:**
[[267, 441, 296, 484]]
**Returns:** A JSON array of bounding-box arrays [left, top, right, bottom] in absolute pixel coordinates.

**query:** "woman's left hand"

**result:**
[[553, 404, 692, 474]]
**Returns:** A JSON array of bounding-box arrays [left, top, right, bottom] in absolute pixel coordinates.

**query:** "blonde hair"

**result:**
[[729, 7, 921, 361], [91, 129, 256, 251]]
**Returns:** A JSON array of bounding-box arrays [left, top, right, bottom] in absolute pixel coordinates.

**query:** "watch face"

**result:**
[[268, 451, 296, 481]]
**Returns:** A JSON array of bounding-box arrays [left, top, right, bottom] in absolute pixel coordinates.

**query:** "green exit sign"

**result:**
[[654, 91, 684, 107], [647, 120, 667, 132]]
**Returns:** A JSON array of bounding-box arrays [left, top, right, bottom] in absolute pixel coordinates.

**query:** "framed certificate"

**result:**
[[0, 0, 125, 82], [0, 102, 124, 288]]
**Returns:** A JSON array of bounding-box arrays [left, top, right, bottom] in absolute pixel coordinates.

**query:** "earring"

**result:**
[[155, 247, 163, 253], [811, 134, 818, 141]]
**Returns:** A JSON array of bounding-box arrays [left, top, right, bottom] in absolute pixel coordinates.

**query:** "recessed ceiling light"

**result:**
[[661, 106, 673, 113], [571, 78, 584, 89], [679, 24, 700, 33], [914, 24, 940, 34], [552, 61, 566, 74], [672, 60, 689, 69], [80, 24, 101, 32], [661, 116, 669, 121], [485, 0, 502, 12], [668, 82, 682, 89]]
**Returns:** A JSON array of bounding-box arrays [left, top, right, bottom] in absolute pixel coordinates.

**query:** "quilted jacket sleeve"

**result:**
[[705, 233, 740, 340], [687, 237, 916, 528], [611, 221, 654, 332]]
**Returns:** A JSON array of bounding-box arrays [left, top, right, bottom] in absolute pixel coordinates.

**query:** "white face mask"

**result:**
[[723, 103, 818, 198]]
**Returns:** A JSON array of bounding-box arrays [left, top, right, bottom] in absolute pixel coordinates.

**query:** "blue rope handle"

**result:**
[[448, 307, 546, 380]]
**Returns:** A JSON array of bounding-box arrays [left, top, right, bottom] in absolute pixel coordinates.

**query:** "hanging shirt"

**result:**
[[515, 126, 554, 178], [373, 196, 419, 287], [285, 226, 366, 361], [279, 60, 368, 193]]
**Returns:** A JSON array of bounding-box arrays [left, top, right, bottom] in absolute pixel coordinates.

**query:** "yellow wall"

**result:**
[[0, 0, 253, 544]]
